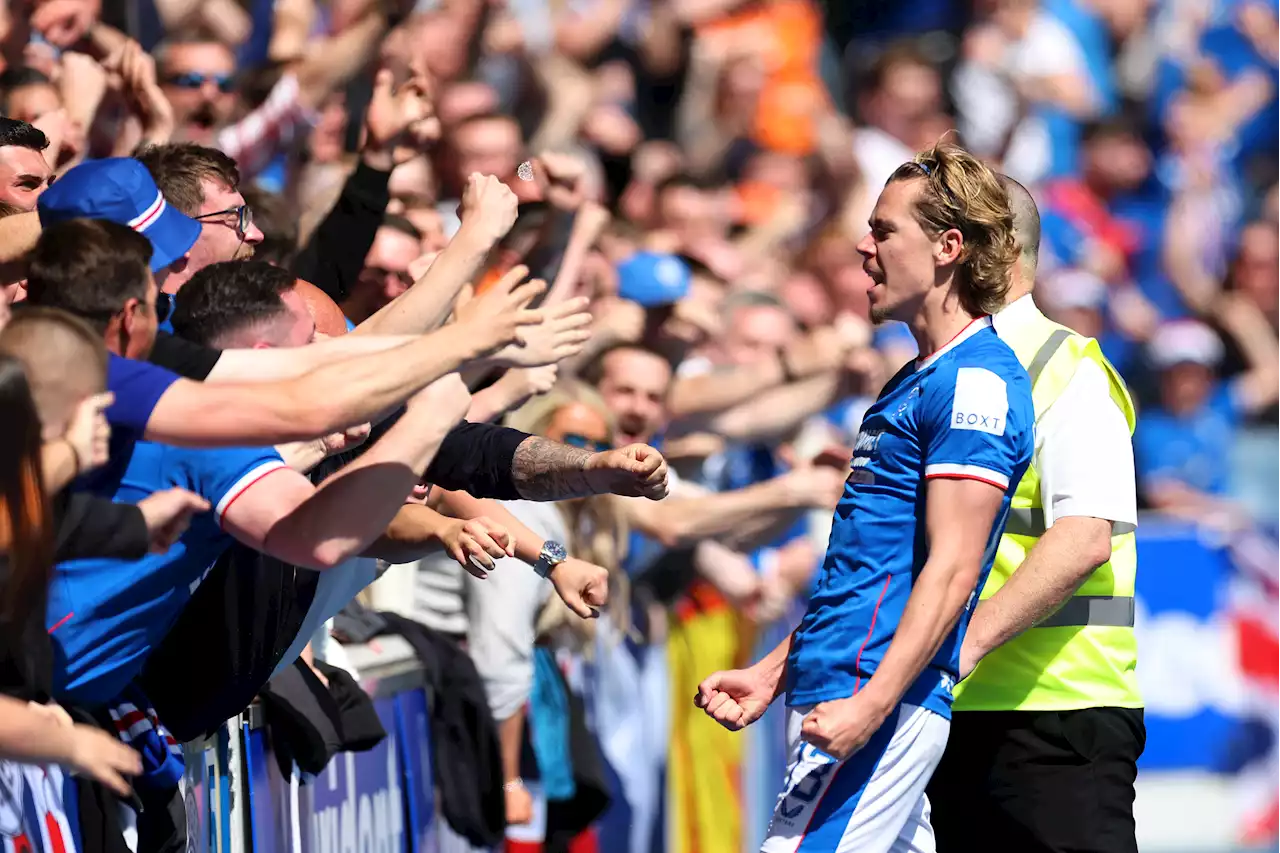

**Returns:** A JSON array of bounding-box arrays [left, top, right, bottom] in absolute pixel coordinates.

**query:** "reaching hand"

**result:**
[[458, 172, 520, 247], [547, 556, 609, 618], [104, 38, 173, 144], [583, 444, 669, 500], [442, 516, 515, 578], [487, 296, 593, 368], [137, 488, 210, 553], [363, 60, 439, 167], [452, 264, 545, 359], [777, 465, 847, 510], [694, 667, 775, 731], [321, 423, 372, 457], [65, 723, 141, 797], [63, 392, 114, 475], [532, 151, 588, 211]]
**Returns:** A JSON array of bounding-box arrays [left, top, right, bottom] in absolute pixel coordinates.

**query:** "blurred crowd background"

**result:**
[[1, 0, 1275, 850]]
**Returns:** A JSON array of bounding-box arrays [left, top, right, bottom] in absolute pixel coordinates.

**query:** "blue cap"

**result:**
[[38, 158, 201, 273], [617, 252, 691, 307]]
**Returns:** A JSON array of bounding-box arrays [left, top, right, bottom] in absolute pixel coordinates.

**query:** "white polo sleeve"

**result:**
[[1036, 358, 1138, 534]]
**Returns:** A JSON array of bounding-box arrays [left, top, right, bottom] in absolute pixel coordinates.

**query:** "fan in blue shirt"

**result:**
[[694, 146, 1034, 853], [49, 440, 287, 704]]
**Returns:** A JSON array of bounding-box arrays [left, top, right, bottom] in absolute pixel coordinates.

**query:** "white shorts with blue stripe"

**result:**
[[760, 703, 949, 853]]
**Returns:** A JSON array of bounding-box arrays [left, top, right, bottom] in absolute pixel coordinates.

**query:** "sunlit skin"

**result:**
[[161, 178, 265, 295], [856, 178, 964, 329], [543, 402, 612, 449], [594, 347, 672, 447], [0, 144, 53, 212], [160, 41, 237, 145]]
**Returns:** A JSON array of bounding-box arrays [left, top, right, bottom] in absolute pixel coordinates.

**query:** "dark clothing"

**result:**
[[138, 547, 319, 742], [376, 612, 505, 849], [291, 160, 392, 303], [56, 492, 150, 564], [929, 707, 1146, 853], [148, 332, 222, 382]]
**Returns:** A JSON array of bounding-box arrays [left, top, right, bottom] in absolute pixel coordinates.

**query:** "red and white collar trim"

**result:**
[[128, 190, 166, 233], [915, 315, 991, 370]]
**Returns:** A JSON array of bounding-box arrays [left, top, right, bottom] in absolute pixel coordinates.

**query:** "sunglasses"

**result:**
[[164, 72, 235, 93], [561, 433, 611, 454], [195, 204, 253, 235]]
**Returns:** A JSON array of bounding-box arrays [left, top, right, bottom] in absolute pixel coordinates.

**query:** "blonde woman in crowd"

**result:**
[[463, 380, 630, 831]]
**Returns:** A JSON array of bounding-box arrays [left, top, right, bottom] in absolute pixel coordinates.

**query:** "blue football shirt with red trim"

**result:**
[[786, 318, 1034, 718]]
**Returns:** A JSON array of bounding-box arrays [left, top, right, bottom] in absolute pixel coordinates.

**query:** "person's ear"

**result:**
[[121, 297, 142, 334], [935, 228, 964, 266]]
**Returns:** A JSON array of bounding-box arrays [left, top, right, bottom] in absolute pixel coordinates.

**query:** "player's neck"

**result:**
[[907, 296, 984, 362]]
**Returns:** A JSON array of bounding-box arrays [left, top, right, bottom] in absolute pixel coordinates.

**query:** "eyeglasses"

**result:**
[[561, 433, 611, 454], [195, 204, 253, 235], [164, 72, 235, 93], [155, 292, 172, 324]]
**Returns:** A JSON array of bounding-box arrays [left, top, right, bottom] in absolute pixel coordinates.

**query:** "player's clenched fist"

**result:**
[[799, 693, 891, 761], [695, 668, 774, 731]]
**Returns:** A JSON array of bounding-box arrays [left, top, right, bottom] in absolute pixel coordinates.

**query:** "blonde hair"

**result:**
[[506, 382, 631, 645], [887, 142, 1017, 316]]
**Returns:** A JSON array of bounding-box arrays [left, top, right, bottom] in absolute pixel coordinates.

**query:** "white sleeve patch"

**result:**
[[950, 367, 1009, 436]]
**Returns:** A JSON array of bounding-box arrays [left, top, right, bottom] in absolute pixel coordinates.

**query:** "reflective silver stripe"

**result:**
[[1004, 506, 1045, 537], [1027, 328, 1072, 387], [1037, 595, 1135, 629]]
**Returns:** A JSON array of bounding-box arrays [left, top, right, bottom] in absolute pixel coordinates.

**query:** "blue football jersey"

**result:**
[[49, 441, 287, 704], [786, 318, 1034, 719]]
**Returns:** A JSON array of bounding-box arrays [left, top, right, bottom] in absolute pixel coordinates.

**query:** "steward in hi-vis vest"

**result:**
[[928, 177, 1146, 853]]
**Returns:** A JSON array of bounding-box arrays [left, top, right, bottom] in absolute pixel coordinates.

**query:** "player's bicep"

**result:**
[[218, 465, 312, 549], [924, 476, 1006, 572], [923, 366, 1022, 490]]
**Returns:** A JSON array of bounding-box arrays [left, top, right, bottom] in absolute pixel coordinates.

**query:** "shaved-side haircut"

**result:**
[[999, 174, 1041, 278], [0, 307, 108, 437]]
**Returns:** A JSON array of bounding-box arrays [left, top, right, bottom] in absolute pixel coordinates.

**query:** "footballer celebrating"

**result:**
[[695, 144, 1034, 853]]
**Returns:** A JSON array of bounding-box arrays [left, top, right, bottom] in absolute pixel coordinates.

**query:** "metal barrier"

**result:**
[[181, 636, 436, 853], [182, 516, 1275, 853]]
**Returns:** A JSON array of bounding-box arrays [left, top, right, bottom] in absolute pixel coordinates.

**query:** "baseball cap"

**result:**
[[1148, 320, 1224, 369], [617, 251, 691, 308], [38, 158, 201, 272]]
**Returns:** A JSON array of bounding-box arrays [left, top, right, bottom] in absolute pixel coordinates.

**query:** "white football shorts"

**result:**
[[760, 702, 949, 853]]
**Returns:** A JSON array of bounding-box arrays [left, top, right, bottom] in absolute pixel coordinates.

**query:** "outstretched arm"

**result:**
[[222, 378, 471, 570]]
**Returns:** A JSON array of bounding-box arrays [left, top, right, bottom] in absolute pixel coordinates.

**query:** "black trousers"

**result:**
[[928, 707, 1145, 853]]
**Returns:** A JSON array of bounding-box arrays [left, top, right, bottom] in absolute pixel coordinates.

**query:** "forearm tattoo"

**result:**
[[511, 436, 595, 501]]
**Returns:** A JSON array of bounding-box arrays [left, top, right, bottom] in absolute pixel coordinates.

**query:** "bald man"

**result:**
[[294, 278, 351, 338], [928, 177, 1143, 853]]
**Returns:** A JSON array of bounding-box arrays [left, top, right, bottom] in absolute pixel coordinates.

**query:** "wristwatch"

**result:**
[[532, 540, 568, 578]]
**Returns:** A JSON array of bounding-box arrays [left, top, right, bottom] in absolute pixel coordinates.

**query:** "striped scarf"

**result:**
[[105, 686, 184, 795]]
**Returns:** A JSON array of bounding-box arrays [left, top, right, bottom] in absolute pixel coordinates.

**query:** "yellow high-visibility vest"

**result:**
[[952, 302, 1142, 711]]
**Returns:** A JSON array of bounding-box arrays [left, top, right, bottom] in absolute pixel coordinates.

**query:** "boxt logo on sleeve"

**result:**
[[949, 367, 1008, 437]]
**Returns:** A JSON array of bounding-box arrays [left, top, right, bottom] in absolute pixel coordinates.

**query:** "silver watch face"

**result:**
[[541, 541, 568, 565]]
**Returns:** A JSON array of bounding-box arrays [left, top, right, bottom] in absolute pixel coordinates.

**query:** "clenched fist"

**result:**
[[582, 444, 669, 501]]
